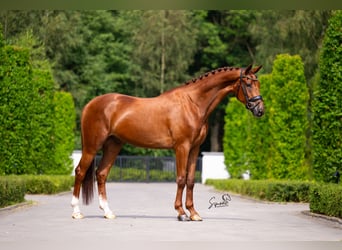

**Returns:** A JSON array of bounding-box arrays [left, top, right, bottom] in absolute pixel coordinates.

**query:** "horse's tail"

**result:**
[[82, 159, 95, 205]]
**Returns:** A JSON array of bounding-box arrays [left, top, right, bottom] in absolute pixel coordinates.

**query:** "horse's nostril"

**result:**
[[256, 109, 264, 117]]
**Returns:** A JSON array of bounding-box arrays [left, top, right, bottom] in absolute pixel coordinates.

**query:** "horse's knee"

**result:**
[[96, 170, 108, 183], [186, 178, 195, 189], [75, 166, 85, 180], [176, 176, 186, 188]]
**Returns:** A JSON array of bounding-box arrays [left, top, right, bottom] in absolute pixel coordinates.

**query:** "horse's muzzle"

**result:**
[[247, 99, 264, 117]]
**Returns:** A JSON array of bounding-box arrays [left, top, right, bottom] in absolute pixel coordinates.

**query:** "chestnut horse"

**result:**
[[71, 65, 264, 221]]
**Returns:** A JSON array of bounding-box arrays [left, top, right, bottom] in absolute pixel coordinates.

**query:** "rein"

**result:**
[[238, 69, 263, 111]]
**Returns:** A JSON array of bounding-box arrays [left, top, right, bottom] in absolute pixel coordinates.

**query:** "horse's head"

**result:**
[[235, 65, 264, 117]]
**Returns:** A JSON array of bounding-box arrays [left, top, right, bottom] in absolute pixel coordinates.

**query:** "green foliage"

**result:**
[[0, 45, 35, 174], [250, 10, 331, 79], [107, 167, 201, 182], [0, 176, 26, 207], [312, 10, 342, 182], [0, 10, 333, 158], [223, 54, 309, 180], [207, 179, 342, 219], [310, 183, 342, 218], [223, 98, 249, 178], [266, 54, 309, 180], [245, 74, 270, 179], [120, 10, 197, 96], [22, 175, 74, 194], [28, 64, 56, 175], [0, 27, 76, 175], [0, 175, 74, 208], [206, 179, 312, 202], [52, 92, 76, 175], [192, 10, 257, 72]]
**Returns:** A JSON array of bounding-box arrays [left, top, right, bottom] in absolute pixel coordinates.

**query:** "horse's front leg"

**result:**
[[96, 138, 122, 219], [185, 146, 202, 221], [174, 144, 190, 221]]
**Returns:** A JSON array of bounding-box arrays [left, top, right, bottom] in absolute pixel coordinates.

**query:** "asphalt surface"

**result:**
[[0, 183, 341, 248]]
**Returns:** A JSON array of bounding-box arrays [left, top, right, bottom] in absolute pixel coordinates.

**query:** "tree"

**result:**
[[191, 10, 258, 152], [312, 10, 342, 182], [250, 10, 331, 79], [119, 10, 197, 97]]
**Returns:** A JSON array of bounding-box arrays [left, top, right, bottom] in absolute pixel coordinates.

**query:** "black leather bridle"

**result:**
[[238, 69, 263, 111]]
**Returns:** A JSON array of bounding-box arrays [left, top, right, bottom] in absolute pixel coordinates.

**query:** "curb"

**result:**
[[302, 210, 342, 225], [0, 201, 36, 213]]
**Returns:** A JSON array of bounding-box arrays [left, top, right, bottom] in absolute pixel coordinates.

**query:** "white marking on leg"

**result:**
[[71, 196, 84, 219], [99, 195, 115, 219]]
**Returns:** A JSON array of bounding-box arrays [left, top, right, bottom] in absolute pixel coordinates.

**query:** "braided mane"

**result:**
[[185, 66, 239, 85]]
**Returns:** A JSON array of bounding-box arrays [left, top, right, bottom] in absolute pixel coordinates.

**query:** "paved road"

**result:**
[[0, 183, 341, 247]]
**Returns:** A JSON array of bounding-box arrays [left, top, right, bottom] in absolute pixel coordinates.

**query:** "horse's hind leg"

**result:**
[[96, 137, 123, 219], [71, 151, 96, 219]]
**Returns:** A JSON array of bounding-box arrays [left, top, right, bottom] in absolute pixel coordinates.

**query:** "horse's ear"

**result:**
[[251, 65, 262, 74], [244, 64, 253, 75]]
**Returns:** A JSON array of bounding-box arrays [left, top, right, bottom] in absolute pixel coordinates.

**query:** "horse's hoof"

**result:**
[[177, 214, 190, 221], [104, 212, 116, 219], [72, 212, 84, 219], [190, 214, 203, 221]]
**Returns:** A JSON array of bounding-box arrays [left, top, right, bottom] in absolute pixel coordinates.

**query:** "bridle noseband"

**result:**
[[238, 69, 263, 111]]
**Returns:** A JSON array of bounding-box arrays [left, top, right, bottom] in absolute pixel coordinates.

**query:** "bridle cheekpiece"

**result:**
[[238, 69, 263, 111]]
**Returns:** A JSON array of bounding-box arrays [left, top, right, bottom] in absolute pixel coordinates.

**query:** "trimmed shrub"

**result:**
[[107, 167, 201, 182], [223, 54, 309, 180], [207, 179, 342, 219], [206, 179, 312, 202], [0, 177, 26, 207], [310, 183, 342, 218], [23, 175, 74, 194], [51, 92, 76, 175], [0, 46, 35, 174], [264, 54, 309, 180], [312, 10, 342, 182], [0, 175, 74, 208], [223, 98, 250, 179]]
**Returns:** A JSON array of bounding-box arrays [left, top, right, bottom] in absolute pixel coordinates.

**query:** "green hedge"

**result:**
[[0, 31, 76, 175], [52, 92, 76, 175], [22, 175, 74, 194], [0, 177, 26, 207], [206, 179, 311, 202], [310, 183, 342, 218], [0, 175, 74, 208], [206, 179, 342, 219], [107, 167, 201, 182], [312, 10, 342, 182], [223, 54, 309, 180]]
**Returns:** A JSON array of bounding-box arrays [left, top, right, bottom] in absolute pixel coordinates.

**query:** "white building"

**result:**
[[201, 152, 230, 184]]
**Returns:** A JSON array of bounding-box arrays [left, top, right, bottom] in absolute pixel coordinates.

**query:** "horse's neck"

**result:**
[[187, 69, 240, 119]]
